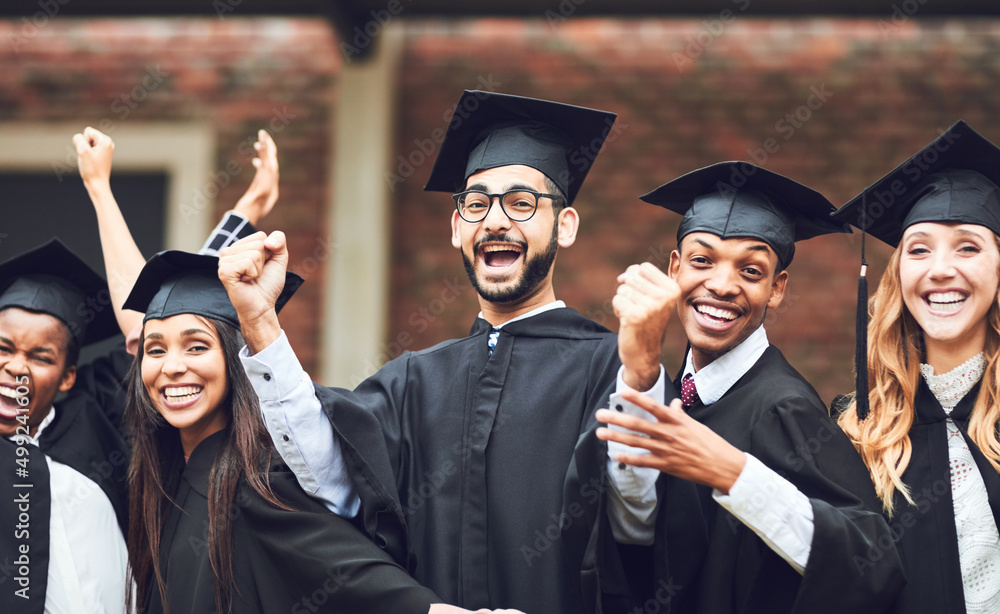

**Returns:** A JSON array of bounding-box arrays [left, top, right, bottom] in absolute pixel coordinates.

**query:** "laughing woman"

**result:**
[[834, 121, 1000, 614], [120, 251, 449, 613]]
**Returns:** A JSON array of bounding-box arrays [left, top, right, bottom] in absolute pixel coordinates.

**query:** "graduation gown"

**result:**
[[316, 307, 620, 612], [147, 429, 441, 614], [0, 346, 131, 611], [37, 347, 132, 533], [578, 345, 906, 614], [878, 378, 1000, 614]]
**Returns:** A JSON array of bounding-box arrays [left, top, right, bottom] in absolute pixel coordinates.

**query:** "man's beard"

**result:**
[[461, 223, 559, 304]]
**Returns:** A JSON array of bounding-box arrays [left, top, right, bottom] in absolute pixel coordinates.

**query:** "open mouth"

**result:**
[[692, 301, 743, 331], [161, 385, 204, 409], [0, 385, 29, 420], [925, 290, 967, 315], [479, 243, 525, 272]]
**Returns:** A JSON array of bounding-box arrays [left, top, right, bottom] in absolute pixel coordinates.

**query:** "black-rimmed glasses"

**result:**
[[452, 189, 562, 223]]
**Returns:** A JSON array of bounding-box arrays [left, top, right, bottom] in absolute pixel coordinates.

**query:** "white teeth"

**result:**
[[482, 245, 521, 253], [927, 291, 965, 305], [696, 305, 738, 321], [0, 387, 26, 400], [164, 386, 202, 399]]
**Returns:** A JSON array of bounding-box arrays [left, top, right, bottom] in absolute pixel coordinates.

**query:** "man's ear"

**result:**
[[451, 210, 462, 249], [58, 364, 77, 393], [668, 249, 682, 279], [767, 270, 789, 310], [557, 207, 579, 248]]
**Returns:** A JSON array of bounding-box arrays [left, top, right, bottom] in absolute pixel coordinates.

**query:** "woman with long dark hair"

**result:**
[[120, 251, 449, 613], [834, 120, 1000, 614]]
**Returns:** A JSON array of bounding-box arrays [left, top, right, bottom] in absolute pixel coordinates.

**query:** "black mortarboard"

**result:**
[[122, 250, 303, 328], [832, 120, 1000, 246], [640, 161, 850, 268], [0, 238, 118, 346], [831, 120, 1000, 420], [424, 90, 618, 206]]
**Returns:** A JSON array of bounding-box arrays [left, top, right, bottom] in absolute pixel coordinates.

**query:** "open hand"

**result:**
[[233, 129, 279, 226], [596, 389, 745, 494]]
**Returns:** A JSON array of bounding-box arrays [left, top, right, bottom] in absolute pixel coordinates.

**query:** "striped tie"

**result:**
[[487, 329, 500, 357]]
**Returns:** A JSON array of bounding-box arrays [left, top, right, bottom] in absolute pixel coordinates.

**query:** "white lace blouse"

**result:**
[[920, 353, 1000, 614]]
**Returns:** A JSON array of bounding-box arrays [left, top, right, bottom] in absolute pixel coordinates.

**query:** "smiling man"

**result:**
[[594, 162, 906, 613], [220, 91, 625, 612]]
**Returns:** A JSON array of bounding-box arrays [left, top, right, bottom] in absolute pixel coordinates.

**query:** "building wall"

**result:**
[[4, 16, 1000, 401]]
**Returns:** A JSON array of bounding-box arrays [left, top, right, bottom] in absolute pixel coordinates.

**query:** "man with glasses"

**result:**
[[218, 91, 649, 613]]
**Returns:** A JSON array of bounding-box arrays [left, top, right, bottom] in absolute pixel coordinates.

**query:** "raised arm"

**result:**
[[75, 127, 281, 342], [74, 127, 144, 338]]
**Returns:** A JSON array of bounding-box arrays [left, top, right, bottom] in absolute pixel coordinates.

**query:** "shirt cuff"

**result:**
[[240, 330, 310, 401], [713, 454, 814, 574], [199, 211, 256, 256], [605, 364, 665, 544]]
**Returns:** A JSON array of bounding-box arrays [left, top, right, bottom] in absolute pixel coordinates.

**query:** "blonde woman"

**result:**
[[833, 120, 1000, 614]]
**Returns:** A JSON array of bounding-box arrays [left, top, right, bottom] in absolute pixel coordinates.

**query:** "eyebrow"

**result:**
[[465, 182, 539, 193], [0, 335, 56, 353], [143, 329, 213, 342]]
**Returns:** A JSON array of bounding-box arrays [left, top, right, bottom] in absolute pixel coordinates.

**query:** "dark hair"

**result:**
[[544, 176, 567, 212], [125, 315, 286, 614]]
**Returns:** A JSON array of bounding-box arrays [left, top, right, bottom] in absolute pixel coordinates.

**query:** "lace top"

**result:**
[[921, 353, 1000, 614]]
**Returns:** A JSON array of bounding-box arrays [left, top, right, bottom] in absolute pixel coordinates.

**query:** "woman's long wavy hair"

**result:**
[[124, 315, 285, 613], [838, 237, 1000, 516]]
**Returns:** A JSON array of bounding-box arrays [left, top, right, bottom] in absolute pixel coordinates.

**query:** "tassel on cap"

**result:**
[[855, 194, 870, 421]]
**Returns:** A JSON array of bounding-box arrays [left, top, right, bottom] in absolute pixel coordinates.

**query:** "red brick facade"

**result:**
[[4, 17, 1000, 401]]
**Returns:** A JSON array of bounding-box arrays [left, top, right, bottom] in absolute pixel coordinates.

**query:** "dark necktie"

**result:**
[[681, 373, 700, 408]]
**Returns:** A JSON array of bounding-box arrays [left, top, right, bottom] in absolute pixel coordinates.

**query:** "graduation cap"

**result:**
[[0, 238, 119, 347], [424, 90, 618, 206], [831, 120, 1000, 420], [640, 161, 851, 268], [122, 250, 303, 329]]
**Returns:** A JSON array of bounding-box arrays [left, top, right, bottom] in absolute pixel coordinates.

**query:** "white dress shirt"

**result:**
[[9, 407, 129, 614], [607, 325, 815, 574], [240, 300, 567, 517]]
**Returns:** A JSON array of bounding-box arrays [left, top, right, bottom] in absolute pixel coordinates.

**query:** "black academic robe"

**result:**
[[38, 347, 132, 534], [0, 438, 50, 614], [147, 429, 442, 614], [877, 378, 1000, 614], [0, 346, 131, 611], [316, 308, 620, 612], [580, 345, 906, 614]]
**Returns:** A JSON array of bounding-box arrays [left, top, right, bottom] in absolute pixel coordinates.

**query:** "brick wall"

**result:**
[[390, 18, 1000, 403], [4, 16, 1000, 401], [0, 18, 339, 374]]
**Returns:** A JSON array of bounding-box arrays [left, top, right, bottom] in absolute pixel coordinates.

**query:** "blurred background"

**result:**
[[2, 1, 999, 403]]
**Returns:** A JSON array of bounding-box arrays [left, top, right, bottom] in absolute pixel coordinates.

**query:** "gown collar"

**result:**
[[182, 428, 227, 497]]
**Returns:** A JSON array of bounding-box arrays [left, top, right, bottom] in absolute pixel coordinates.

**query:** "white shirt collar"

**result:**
[[683, 326, 769, 406], [479, 300, 566, 330]]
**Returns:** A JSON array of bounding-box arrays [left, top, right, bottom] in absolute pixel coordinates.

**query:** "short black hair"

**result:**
[[544, 176, 567, 212]]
